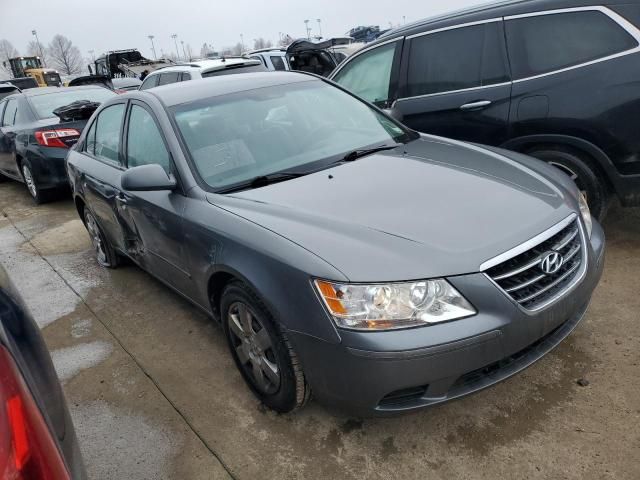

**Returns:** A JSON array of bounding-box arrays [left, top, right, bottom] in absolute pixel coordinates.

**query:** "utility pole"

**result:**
[[317, 19, 323, 40], [181, 40, 187, 61], [240, 34, 245, 53], [171, 34, 180, 60], [31, 30, 46, 66], [304, 20, 311, 40], [147, 35, 157, 60]]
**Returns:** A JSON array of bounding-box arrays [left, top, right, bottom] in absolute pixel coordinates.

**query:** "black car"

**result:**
[[330, 0, 640, 219], [0, 86, 116, 203], [0, 83, 20, 102], [0, 265, 86, 479]]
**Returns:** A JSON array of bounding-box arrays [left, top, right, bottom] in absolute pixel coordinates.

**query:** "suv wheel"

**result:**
[[526, 147, 610, 220], [83, 210, 120, 268], [221, 281, 310, 413]]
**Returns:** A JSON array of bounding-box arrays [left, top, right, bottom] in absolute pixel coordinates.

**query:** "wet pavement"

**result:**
[[0, 180, 639, 480]]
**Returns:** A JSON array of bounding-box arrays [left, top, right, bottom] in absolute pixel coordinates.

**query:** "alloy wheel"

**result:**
[[84, 212, 108, 266], [22, 164, 37, 199], [227, 302, 281, 395]]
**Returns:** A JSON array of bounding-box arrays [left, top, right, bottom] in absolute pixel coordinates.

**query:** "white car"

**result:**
[[248, 49, 290, 71], [139, 58, 266, 90]]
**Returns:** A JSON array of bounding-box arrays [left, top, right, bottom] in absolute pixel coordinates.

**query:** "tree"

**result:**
[[26, 40, 48, 66], [48, 34, 83, 75], [0, 39, 19, 79], [253, 38, 273, 50], [231, 42, 243, 56]]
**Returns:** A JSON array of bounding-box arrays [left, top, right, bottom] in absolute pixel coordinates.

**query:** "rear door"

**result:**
[[119, 100, 190, 291], [80, 102, 128, 252], [0, 98, 20, 178], [392, 20, 512, 145]]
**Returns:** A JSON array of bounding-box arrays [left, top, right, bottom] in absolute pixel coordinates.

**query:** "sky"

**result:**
[[0, 0, 493, 60]]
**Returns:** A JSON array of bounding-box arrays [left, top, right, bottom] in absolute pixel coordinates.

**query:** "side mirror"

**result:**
[[121, 164, 176, 192]]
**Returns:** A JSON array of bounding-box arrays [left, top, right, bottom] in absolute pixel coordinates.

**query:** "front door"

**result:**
[[118, 101, 190, 292], [0, 98, 20, 178], [392, 20, 512, 145]]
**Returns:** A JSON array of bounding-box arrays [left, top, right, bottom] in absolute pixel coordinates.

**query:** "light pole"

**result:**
[[171, 34, 180, 60], [181, 40, 187, 61], [31, 30, 46, 66], [147, 35, 157, 60], [88, 50, 95, 61], [316, 19, 323, 40], [240, 34, 245, 53], [403, 15, 406, 25], [304, 20, 311, 40]]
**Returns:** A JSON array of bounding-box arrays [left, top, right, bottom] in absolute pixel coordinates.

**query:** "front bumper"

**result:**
[[289, 220, 605, 416]]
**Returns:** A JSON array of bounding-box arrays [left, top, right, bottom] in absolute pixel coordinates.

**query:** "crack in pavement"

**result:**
[[1, 209, 239, 480]]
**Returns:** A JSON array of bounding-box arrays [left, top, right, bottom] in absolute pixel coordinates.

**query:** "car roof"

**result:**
[[144, 71, 317, 107], [377, 0, 623, 42], [150, 57, 262, 74], [249, 48, 287, 55], [20, 85, 111, 97]]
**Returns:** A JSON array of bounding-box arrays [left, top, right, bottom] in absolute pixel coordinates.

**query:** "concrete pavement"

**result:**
[[0, 180, 638, 479]]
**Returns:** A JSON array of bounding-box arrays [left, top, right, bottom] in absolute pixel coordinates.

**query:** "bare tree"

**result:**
[[279, 34, 294, 47], [0, 39, 19, 79], [253, 38, 273, 50], [200, 43, 210, 58], [26, 40, 48, 66], [48, 34, 83, 75], [230, 42, 244, 56]]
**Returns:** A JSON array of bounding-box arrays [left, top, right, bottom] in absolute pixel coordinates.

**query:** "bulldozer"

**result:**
[[4, 56, 62, 87]]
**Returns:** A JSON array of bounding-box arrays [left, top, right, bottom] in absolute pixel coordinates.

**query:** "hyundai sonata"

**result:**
[[66, 72, 605, 415]]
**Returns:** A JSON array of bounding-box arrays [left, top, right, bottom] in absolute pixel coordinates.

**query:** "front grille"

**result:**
[[485, 218, 584, 310]]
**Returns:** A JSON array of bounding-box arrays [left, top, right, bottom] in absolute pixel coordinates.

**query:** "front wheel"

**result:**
[[221, 281, 310, 413], [83, 209, 120, 268], [526, 147, 610, 220]]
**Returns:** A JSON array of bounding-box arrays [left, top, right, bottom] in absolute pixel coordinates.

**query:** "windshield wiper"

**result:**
[[339, 144, 401, 163], [218, 171, 309, 193]]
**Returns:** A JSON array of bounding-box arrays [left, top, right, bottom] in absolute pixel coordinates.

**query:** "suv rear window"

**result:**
[[406, 21, 509, 97], [506, 10, 638, 79]]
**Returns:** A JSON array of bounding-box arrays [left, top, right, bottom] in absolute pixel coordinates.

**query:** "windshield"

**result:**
[[172, 80, 412, 190], [29, 88, 116, 119]]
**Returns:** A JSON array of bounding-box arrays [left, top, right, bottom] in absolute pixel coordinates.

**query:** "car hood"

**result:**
[[206, 136, 576, 282]]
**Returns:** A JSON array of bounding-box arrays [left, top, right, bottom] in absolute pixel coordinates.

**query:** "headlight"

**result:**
[[578, 192, 593, 238], [314, 279, 476, 331]]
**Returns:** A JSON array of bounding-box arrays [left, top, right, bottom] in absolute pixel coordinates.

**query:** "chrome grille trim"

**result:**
[[481, 214, 588, 312]]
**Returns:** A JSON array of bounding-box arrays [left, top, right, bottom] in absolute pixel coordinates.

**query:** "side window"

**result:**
[[406, 22, 509, 98], [158, 72, 180, 86], [181, 72, 192, 81], [250, 55, 265, 66], [84, 120, 97, 155], [270, 56, 286, 71], [2, 99, 18, 126], [126, 104, 171, 173], [93, 104, 125, 164], [332, 42, 398, 106], [139, 75, 159, 91], [506, 10, 639, 79]]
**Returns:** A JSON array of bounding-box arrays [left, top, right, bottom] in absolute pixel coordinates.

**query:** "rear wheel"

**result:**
[[83, 209, 120, 268], [221, 281, 309, 413], [526, 147, 610, 220], [21, 160, 49, 204]]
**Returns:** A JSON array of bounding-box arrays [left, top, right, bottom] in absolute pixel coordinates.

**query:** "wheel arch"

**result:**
[[501, 134, 617, 193]]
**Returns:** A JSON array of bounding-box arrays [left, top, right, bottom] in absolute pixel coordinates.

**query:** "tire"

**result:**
[[221, 281, 310, 413], [526, 147, 610, 220], [20, 160, 50, 205], [83, 209, 120, 268]]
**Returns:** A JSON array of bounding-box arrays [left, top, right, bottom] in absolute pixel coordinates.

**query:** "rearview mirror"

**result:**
[[121, 164, 176, 192]]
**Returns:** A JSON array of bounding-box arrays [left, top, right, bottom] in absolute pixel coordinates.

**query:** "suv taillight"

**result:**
[[0, 346, 71, 480], [34, 129, 80, 148]]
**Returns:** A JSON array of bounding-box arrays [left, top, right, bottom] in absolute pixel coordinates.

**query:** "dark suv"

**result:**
[[330, 0, 640, 218]]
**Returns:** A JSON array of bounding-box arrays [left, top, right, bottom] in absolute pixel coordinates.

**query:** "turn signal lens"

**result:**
[[314, 279, 476, 331]]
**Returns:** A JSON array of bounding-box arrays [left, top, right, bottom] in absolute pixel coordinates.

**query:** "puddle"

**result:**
[[28, 219, 91, 255], [51, 341, 113, 382]]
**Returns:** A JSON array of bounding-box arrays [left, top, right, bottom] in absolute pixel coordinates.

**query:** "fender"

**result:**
[[500, 134, 622, 193]]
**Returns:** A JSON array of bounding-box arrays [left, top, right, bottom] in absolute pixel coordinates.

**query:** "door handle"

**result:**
[[460, 100, 492, 111]]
